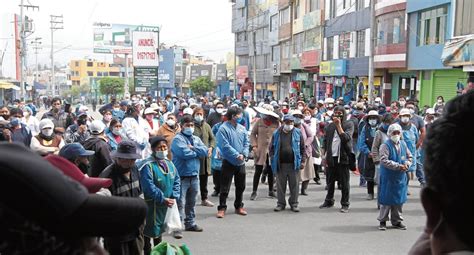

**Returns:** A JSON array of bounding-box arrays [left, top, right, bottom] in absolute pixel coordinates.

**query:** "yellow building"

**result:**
[[69, 59, 121, 86]]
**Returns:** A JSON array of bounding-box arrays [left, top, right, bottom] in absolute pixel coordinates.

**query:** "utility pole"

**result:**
[[31, 37, 42, 83], [252, 30, 257, 102], [50, 15, 63, 96], [368, 0, 375, 104]]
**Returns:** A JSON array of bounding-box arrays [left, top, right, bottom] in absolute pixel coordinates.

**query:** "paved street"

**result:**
[[161, 162, 425, 255]]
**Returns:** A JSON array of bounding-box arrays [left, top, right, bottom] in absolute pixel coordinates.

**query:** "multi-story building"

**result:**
[[69, 59, 121, 86]]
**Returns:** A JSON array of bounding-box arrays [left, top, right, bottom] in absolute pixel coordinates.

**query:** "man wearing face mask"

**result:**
[[320, 106, 355, 213], [64, 113, 91, 144], [206, 102, 225, 128], [122, 104, 150, 158], [139, 136, 181, 252], [405, 101, 426, 187], [269, 114, 306, 212], [396, 108, 419, 195], [102, 109, 113, 127], [157, 114, 181, 160], [58, 143, 95, 174], [99, 141, 144, 254], [171, 114, 208, 238], [8, 108, 32, 147], [22, 106, 39, 136], [377, 123, 412, 231], [323, 98, 336, 123], [41, 97, 68, 132], [357, 110, 380, 200], [30, 119, 65, 155], [82, 120, 113, 177]]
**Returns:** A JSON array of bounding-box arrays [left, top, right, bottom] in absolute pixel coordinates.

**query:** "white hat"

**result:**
[[324, 98, 335, 104], [254, 104, 279, 119], [426, 108, 435, 115], [367, 110, 379, 117], [291, 109, 304, 117], [399, 108, 411, 116], [78, 105, 89, 112], [144, 108, 156, 115], [183, 107, 194, 115], [388, 123, 402, 135], [317, 100, 324, 104], [90, 120, 106, 135], [39, 119, 54, 130], [375, 97, 382, 103], [150, 103, 159, 110]]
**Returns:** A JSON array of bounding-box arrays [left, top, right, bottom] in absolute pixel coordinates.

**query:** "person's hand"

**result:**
[[188, 144, 194, 150], [400, 165, 408, 171], [332, 117, 341, 126], [164, 198, 175, 208], [79, 124, 87, 133], [3, 129, 12, 142], [300, 163, 305, 170], [207, 148, 213, 157], [368, 152, 373, 158], [237, 154, 244, 161]]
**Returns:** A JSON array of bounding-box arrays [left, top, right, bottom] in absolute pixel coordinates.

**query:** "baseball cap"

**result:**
[[45, 155, 112, 193], [119, 100, 128, 107], [283, 114, 295, 122], [59, 143, 95, 160], [89, 120, 106, 135], [0, 143, 147, 238]]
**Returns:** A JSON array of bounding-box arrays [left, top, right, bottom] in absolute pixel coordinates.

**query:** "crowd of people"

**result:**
[[1, 89, 473, 255]]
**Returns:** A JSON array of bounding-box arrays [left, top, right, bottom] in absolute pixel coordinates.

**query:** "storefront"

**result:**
[[318, 59, 347, 101], [418, 69, 468, 107]]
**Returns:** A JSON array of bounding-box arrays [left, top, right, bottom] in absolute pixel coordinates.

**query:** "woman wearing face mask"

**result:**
[[143, 108, 160, 137], [303, 108, 322, 185], [433, 96, 445, 114], [397, 108, 420, 195], [22, 106, 40, 136], [357, 110, 381, 200], [30, 119, 64, 156], [377, 123, 412, 231], [292, 109, 315, 196], [101, 109, 113, 127], [139, 136, 181, 255], [105, 118, 127, 151], [8, 108, 32, 147], [156, 114, 181, 160]]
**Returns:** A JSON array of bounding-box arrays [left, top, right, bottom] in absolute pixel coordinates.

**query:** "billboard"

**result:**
[[190, 65, 212, 82], [134, 67, 159, 93], [158, 49, 175, 88], [132, 31, 159, 67], [236, 66, 248, 84], [93, 22, 159, 54]]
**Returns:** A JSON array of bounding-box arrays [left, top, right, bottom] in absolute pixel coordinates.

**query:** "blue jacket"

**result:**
[[379, 140, 409, 205], [171, 132, 208, 177], [357, 124, 377, 155], [398, 122, 419, 172], [269, 127, 304, 174], [211, 122, 224, 171], [216, 121, 249, 166], [139, 157, 181, 204]]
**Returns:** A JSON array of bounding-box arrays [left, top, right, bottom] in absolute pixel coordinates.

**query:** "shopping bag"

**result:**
[[163, 202, 182, 234], [151, 242, 191, 255]]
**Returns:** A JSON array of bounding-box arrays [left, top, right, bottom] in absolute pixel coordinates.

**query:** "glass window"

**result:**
[[304, 27, 322, 51], [309, 0, 320, 12], [272, 45, 280, 62], [87, 62, 93, 67], [330, 0, 336, 18], [270, 14, 278, 32], [327, 36, 334, 60], [280, 7, 290, 25], [282, 40, 291, 59], [293, 33, 304, 55], [356, 0, 365, 11], [357, 30, 366, 57], [455, 0, 474, 36], [376, 12, 405, 46], [417, 6, 447, 45], [75, 61, 79, 67], [294, 0, 300, 19], [339, 32, 351, 59], [87, 71, 94, 76]]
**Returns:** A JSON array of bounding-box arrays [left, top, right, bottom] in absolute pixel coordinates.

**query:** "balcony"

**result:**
[[279, 23, 292, 41]]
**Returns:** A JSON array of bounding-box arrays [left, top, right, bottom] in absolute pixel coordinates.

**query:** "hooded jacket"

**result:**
[[82, 135, 113, 177]]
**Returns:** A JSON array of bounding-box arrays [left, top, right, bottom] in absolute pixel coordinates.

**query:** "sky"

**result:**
[[0, 0, 234, 78]]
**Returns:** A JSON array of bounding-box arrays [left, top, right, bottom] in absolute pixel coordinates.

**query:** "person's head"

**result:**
[[421, 91, 474, 252], [296, 101, 305, 111], [387, 123, 402, 144], [390, 101, 401, 114], [58, 143, 94, 174], [405, 101, 417, 116], [143, 108, 156, 121], [109, 118, 122, 136], [111, 141, 142, 173], [23, 106, 33, 118], [150, 136, 168, 160], [103, 109, 112, 123], [0, 105, 10, 120], [215, 102, 225, 115], [165, 114, 177, 128], [366, 110, 380, 127], [39, 119, 55, 138], [51, 97, 62, 112], [119, 101, 128, 111], [225, 106, 243, 124], [333, 106, 346, 122], [89, 120, 106, 136], [303, 108, 313, 121], [325, 98, 335, 110], [180, 114, 195, 136], [193, 107, 205, 123], [291, 110, 304, 127], [9, 108, 23, 128], [242, 99, 249, 109], [126, 104, 139, 117], [436, 96, 444, 104], [398, 96, 406, 107], [282, 115, 295, 133], [398, 108, 411, 125], [380, 113, 394, 130]]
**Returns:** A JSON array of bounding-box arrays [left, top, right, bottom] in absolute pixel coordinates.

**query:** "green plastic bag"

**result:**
[[150, 242, 191, 255]]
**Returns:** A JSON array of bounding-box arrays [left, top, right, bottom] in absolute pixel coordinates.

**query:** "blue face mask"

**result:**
[[236, 116, 243, 123], [294, 117, 302, 125], [183, 127, 194, 136]]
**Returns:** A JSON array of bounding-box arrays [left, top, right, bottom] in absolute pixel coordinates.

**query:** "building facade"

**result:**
[[69, 59, 121, 86]]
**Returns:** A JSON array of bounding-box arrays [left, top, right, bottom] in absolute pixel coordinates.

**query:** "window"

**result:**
[[304, 27, 322, 51], [327, 36, 334, 60], [356, 30, 366, 57], [97, 72, 102, 77], [294, 0, 300, 19], [282, 40, 291, 59], [356, 0, 365, 11], [87, 62, 93, 67], [239, 7, 246, 17], [270, 14, 278, 32], [330, 0, 336, 18], [87, 71, 94, 76], [339, 32, 351, 59], [237, 31, 247, 42], [293, 33, 304, 55], [238, 55, 249, 65], [376, 12, 406, 46], [272, 45, 281, 62], [309, 0, 320, 12], [75, 61, 79, 67], [455, 0, 474, 36], [417, 6, 447, 45], [280, 7, 290, 25]]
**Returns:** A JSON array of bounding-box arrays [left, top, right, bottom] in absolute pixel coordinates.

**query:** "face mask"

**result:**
[[282, 108, 289, 114], [235, 116, 243, 123], [345, 109, 350, 115], [183, 127, 194, 136], [283, 124, 294, 132], [374, 103, 380, 107], [304, 116, 311, 121], [437, 99, 443, 104], [10, 117, 20, 127], [298, 106, 304, 111], [194, 115, 204, 122], [401, 116, 410, 124], [42, 129, 53, 137], [399, 101, 406, 107], [391, 134, 401, 144], [112, 128, 122, 136], [155, 150, 168, 159], [324, 116, 331, 122], [216, 108, 224, 114], [294, 118, 302, 125], [104, 115, 112, 122], [166, 119, 176, 127], [328, 104, 334, 109], [368, 119, 377, 127], [113, 108, 120, 111], [391, 109, 398, 114], [0, 114, 10, 120]]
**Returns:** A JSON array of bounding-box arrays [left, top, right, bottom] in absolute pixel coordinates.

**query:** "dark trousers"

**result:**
[[313, 164, 321, 181], [199, 174, 209, 201], [367, 180, 375, 195], [253, 164, 274, 192], [218, 159, 246, 211], [143, 236, 162, 255], [212, 170, 222, 194], [325, 158, 350, 207]]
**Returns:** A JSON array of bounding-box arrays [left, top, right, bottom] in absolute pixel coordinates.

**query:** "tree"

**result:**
[[70, 85, 81, 97], [128, 77, 135, 94], [190, 77, 213, 96], [99, 77, 125, 98]]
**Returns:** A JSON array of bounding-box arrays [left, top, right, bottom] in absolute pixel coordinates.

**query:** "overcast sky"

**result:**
[[1, 0, 233, 78]]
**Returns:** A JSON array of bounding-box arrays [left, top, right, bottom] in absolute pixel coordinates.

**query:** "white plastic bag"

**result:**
[[163, 202, 182, 234]]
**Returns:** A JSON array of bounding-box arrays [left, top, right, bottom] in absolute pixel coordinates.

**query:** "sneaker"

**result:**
[[315, 179, 322, 185], [172, 230, 183, 239], [201, 199, 214, 207], [274, 205, 285, 212], [290, 206, 300, 212], [300, 189, 308, 196], [379, 222, 387, 231], [235, 207, 248, 216], [211, 191, 219, 197], [366, 194, 374, 200], [268, 191, 276, 198], [216, 210, 225, 218], [340, 206, 349, 213], [319, 202, 334, 209], [250, 192, 257, 201], [185, 225, 203, 232], [392, 222, 407, 230]]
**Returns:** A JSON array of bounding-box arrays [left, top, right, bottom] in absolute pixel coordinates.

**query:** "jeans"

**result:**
[[325, 158, 350, 207], [178, 176, 199, 229], [218, 160, 246, 211], [415, 150, 425, 184]]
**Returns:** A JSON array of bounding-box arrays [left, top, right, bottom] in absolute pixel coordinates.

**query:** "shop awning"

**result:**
[[0, 81, 20, 90], [441, 35, 474, 67]]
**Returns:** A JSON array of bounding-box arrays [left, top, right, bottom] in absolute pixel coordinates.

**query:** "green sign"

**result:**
[[134, 67, 158, 92]]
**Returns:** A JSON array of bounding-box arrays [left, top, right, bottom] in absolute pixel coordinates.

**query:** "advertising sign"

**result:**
[[158, 49, 175, 88], [236, 66, 248, 84], [215, 64, 227, 83], [132, 31, 159, 67], [319, 60, 347, 76], [93, 22, 159, 54], [134, 67, 158, 93], [190, 65, 212, 82], [319, 61, 331, 75]]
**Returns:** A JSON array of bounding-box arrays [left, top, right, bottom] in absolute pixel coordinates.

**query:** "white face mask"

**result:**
[[401, 116, 410, 124], [304, 115, 311, 121], [399, 101, 406, 107], [345, 109, 350, 115], [155, 150, 168, 159], [166, 119, 176, 127], [437, 99, 443, 104], [298, 106, 304, 111], [194, 115, 204, 122], [391, 134, 401, 144], [112, 128, 122, 136], [216, 108, 224, 114], [42, 129, 53, 137], [368, 119, 377, 126], [283, 124, 294, 132], [23, 111, 30, 117]]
